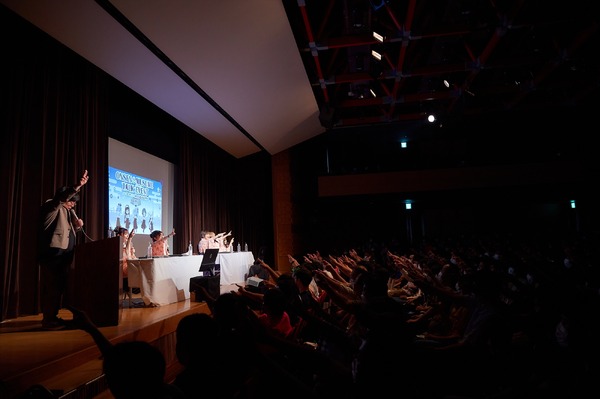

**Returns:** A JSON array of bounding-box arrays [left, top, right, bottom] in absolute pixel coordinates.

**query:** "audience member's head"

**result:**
[[102, 340, 172, 399], [176, 313, 218, 367], [362, 266, 391, 299], [275, 273, 298, 297], [212, 292, 252, 337], [262, 287, 287, 319], [292, 266, 313, 290]]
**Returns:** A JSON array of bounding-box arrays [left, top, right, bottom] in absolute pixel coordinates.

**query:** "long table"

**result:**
[[127, 251, 254, 306]]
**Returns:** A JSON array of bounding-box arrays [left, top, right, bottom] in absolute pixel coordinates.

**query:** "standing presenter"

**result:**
[[37, 170, 89, 330]]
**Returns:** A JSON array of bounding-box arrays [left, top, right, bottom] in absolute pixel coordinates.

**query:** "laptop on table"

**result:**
[[198, 248, 219, 276]]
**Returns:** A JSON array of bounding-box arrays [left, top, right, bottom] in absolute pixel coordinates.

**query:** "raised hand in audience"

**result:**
[[304, 251, 323, 264], [66, 305, 112, 355], [288, 254, 300, 268], [257, 258, 281, 281], [348, 249, 363, 262], [327, 254, 354, 279]]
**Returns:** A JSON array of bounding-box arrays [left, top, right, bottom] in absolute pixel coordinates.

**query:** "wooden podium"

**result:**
[[67, 236, 121, 327]]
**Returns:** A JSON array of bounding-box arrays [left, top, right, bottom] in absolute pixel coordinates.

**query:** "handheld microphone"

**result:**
[[71, 208, 95, 241], [70, 208, 83, 230]]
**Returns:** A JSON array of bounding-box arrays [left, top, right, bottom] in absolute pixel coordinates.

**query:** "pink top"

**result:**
[[151, 240, 169, 256], [258, 311, 294, 338]]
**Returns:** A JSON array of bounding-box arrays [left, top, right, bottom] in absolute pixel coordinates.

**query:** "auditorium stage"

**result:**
[[0, 286, 235, 399]]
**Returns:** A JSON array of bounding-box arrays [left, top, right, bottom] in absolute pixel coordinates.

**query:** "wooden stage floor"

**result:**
[[0, 296, 213, 399]]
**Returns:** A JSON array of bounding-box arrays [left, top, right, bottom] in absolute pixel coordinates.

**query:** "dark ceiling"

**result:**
[[3, 0, 599, 161], [283, 0, 600, 132]]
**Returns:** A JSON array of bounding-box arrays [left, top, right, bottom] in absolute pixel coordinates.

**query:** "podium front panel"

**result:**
[[68, 237, 121, 327]]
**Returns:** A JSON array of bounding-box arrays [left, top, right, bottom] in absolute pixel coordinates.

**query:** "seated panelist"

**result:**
[[150, 228, 175, 257]]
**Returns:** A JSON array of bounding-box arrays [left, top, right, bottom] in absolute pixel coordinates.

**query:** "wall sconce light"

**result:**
[[570, 200, 576, 209], [405, 201, 412, 210]]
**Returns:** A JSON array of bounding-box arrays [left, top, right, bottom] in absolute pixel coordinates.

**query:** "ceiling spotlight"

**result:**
[[373, 31, 384, 43], [371, 50, 382, 61], [443, 79, 450, 88], [428, 114, 436, 123]]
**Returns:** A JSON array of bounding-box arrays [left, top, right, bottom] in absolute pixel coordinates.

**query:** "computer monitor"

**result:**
[[198, 248, 219, 276]]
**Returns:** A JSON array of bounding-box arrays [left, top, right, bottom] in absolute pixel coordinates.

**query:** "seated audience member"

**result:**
[[248, 259, 271, 280], [235, 273, 301, 323], [212, 292, 341, 399], [399, 258, 515, 398], [150, 228, 175, 257], [172, 313, 222, 398], [104, 341, 186, 399], [315, 265, 416, 398], [256, 258, 283, 283], [245, 259, 271, 294], [256, 287, 295, 339], [292, 266, 320, 313], [281, 267, 352, 352]]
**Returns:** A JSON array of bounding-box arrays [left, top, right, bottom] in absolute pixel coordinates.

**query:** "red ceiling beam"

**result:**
[[390, 0, 417, 119], [299, 2, 329, 104], [339, 90, 457, 108], [338, 111, 427, 127]]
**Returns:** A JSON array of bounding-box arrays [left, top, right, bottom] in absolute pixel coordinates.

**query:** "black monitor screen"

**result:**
[[199, 248, 219, 273]]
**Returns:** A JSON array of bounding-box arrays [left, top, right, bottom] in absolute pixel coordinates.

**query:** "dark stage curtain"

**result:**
[[1, 5, 109, 320]]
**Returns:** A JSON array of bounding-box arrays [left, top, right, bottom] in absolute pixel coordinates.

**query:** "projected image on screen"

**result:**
[[108, 166, 162, 234]]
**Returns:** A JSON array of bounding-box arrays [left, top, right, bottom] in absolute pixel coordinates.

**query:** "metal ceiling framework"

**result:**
[[284, 0, 600, 131]]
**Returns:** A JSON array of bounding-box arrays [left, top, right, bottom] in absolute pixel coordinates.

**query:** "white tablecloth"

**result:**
[[128, 251, 254, 306], [218, 252, 255, 285]]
